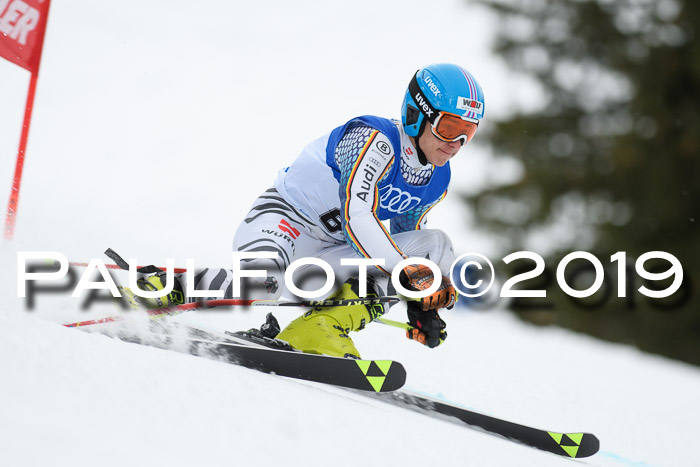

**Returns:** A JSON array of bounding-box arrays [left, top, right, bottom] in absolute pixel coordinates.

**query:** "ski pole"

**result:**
[[63, 295, 405, 328], [375, 316, 412, 331], [68, 261, 188, 274], [376, 316, 447, 346]]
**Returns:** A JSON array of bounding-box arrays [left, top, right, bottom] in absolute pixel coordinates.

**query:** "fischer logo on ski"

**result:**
[[355, 360, 395, 392]]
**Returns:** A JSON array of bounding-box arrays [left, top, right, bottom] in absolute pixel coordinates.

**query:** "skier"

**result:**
[[141, 63, 485, 359]]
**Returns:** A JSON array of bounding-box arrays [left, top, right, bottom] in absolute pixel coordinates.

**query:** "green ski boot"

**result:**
[[120, 271, 185, 309], [276, 277, 385, 359]]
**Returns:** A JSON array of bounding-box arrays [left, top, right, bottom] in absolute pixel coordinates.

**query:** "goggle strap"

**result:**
[[408, 71, 439, 125]]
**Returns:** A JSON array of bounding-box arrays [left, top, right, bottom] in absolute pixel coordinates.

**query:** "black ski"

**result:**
[[362, 391, 599, 458], [113, 324, 406, 393], [222, 326, 599, 458], [194, 324, 599, 458], [110, 323, 599, 457]]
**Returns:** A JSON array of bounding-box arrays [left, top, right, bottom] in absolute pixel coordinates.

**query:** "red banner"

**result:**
[[0, 0, 50, 73]]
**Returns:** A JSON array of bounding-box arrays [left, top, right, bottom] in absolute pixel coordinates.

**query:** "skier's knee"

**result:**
[[232, 258, 284, 300], [424, 228, 452, 248]]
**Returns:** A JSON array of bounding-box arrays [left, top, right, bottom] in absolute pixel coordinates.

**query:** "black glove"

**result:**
[[406, 301, 447, 348], [400, 265, 456, 311]]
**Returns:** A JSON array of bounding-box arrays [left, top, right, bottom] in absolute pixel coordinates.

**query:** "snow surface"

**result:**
[[1, 1, 699, 466]]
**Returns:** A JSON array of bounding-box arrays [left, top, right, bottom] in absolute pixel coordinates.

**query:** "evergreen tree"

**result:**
[[469, 0, 699, 364]]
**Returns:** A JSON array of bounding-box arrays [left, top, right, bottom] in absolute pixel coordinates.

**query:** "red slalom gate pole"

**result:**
[[1, 0, 52, 240], [63, 300, 254, 328], [4, 71, 39, 240]]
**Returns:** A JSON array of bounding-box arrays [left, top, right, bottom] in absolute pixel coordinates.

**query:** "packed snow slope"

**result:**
[[1, 1, 699, 466], [2, 284, 700, 467]]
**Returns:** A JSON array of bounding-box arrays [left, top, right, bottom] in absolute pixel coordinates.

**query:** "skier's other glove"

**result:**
[[400, 264, 457, 311], [406, 302, 447, 348]]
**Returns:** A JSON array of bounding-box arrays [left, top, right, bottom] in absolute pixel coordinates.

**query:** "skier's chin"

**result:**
[[430, 152, 451, 167]]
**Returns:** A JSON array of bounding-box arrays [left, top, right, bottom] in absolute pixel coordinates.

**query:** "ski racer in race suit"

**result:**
[[147, 63, 485, 359]]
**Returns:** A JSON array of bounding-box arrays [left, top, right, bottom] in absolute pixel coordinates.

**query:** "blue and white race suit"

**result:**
[[195, 116, 457, 300]]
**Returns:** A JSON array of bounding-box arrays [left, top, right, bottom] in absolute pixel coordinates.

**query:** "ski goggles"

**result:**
[[430, 112, 479, 144]]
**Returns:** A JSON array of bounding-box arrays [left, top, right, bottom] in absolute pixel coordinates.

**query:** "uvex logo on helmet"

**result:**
[[423, 76, 441, 97], [414, 92, 434, 118]]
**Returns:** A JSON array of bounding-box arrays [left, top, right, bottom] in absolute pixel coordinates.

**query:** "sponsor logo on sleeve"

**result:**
[[277, 219, 300, 240], [356, 164, 378, 203], [375, 140, 392, 156]]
